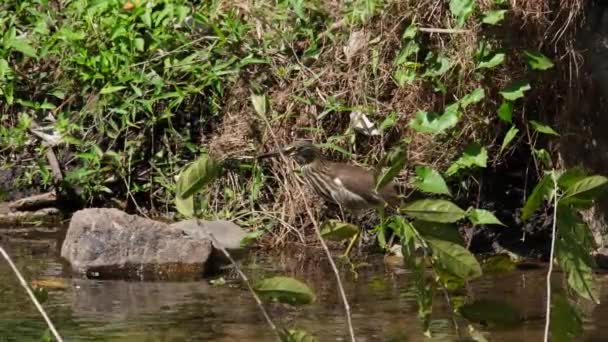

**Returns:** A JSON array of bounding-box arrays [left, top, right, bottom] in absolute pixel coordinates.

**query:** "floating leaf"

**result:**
[[176, 155, 222, 199], [427, 238, 482, 280], [521, 174, 552, 221], [446, 143, 488, 176], [524, 50, 554, 70], [449, 0, 476, 27], [413, 166, 451, 196], [400, 199, 466, 223], [477, 53, 505, 69], [529, 120, 559, 136], [500, 125, 519, 154], [459, 299, 521, 327], [467, 208, 506, 226], [482, 10, 507, 25], [551, 292, 583, 342], [460, 88, 485, 109], [320, 220, 359, 241], [481, 254, 517, 274], [500, 81, 531, 100], [409, 103, 460, 135], [251, 93, 268, 117], [375, 145, 406, 191], [255, 276, 315, 305], [100, 85, 126, 94], [497, 101, 513, 123]]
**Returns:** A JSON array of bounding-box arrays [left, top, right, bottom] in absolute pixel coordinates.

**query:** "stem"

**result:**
[[543, 173, 559, 342], [259, 114, 356, 342], [202, 224, 281, 341], [0, 246, 63, 342]]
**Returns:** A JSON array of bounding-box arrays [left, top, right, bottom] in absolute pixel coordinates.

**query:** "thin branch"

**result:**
[[202, 223, 281, 341], [0, 246, 63, 342], [419, 27, 471, 34], [543, 173, 559, 342], [258, 112, 356, 341]]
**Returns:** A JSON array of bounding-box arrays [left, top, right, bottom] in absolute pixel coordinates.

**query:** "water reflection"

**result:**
[[1, 233, 608, 341]]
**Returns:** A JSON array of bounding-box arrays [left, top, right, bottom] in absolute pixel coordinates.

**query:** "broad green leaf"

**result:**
[[459, 299, 521, 327], [413, 220, 464, 245], [557, 167, 587, 190], [11, 38, 37, 58], [409, 103, 460, 135], [556, 237, 599, 303], [402, 24, 418, 40], [255, 276, 315, 305], [499, 81, 531, 100], [557, 207, 597, 255], [280, 329, 319, 342], [176, 155, 222, 199], [467, 208, 506, 226], [551, 292, 583, 342], [521, 175, 552, 221], [460, 88, 485, 109], [174, 193, 194, 218], [445, 143, 488, 176], [320, 220, 359, 241], [497, 101, 513, 123], [251, 93, 268, 116], [449, 0, 476, 27], [426, 238, 482, 280], [240, 230, 265, 247], [393, 66, 417, 87], [413, 166, 451, 196], [529, 120, 559, 136], [500, 125, 519, 154], [524, 50, 554, 70], [400, 199, 466, 223], [482, 10, 507, 25], [481, 254, 517, 274], [560, 175, 608, 207], [375, 145, 406, 191], [422, 53, 452, 78], [477, 53, 505, 69], [100, 85, 126, 94], [134, 38, 145, 52], [394, 41, 420, 65]]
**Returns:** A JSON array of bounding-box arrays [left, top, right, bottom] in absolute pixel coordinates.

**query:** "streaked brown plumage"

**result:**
[[260, 141, 400, 211]]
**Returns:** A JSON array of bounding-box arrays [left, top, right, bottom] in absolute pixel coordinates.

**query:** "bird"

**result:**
[[258, 141, 402, 256]]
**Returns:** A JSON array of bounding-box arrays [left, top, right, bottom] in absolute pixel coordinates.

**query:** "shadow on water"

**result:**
[[2, 228, 608, 341]]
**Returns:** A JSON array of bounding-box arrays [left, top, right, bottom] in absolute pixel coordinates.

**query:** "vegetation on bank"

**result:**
[[1, 0, 607, 341]]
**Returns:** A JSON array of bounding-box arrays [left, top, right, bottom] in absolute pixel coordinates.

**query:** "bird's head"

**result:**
[[258, 141, 322, 165]]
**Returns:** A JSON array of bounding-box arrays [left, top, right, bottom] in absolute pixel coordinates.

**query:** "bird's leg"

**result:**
[[343, 229, 360, 258]]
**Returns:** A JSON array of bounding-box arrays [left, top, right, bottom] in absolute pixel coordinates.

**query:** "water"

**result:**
[[1, 228, 607, 341]]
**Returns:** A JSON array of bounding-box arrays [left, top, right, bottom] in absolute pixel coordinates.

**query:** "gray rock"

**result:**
[[61, 208, 212, 280]]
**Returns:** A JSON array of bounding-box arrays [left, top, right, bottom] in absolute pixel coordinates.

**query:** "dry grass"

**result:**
[[204, 0, 586, 246]]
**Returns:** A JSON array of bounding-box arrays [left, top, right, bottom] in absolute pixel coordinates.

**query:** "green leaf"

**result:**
[[413, 166, 451, 196], [400, 199, 466, 223], [500, 125, 519, 154], [449, 0, 476, 27], [375, 145, 406, 191], [134, 38, 145, 52], [497, 101, 513, 123], [499, 81, 531, 100], [422, 53, 452, 78], [556, 237, 599, 303], [460, 88, 485, 109], [409, 103, 460, 135], [521, 174, 552, 221], [557, 167, 588, 190], [100, 85, 126, 95], [255, 276, 315, 305], [413, 220, 464, 245], [524, 50, 554, 70], [426, 238, 482, 280], [560, 175, 608, 207], [467, 208, 506, 226], [176, 155, 222, 199], [445, 142, 488, 176], [482, 10, 507, 25], [533, 148, 553, 169], [481, 253, 517, 274], [174, 193, 194, 218], [251, 93, 268, 117], [10, 38, 37, 58], [402, 24, 418, 40], [477, 53, 505, 69], [459, 299, 521, 327], [394, 41, 420, 65], [529, 120, 559, 136], [551, 292, 583, 342], [320, 220, 359, 241], [240, 230, 265, 247], [280, 329, 319, 342]]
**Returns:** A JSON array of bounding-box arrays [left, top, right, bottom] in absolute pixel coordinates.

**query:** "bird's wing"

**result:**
[[328, 163, 398, 206]]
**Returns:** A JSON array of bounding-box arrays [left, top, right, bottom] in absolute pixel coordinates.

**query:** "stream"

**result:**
[[1, 227, 608, 341]]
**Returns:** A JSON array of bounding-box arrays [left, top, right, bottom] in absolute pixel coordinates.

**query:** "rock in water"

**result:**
[[61, 208, 212, 280]]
